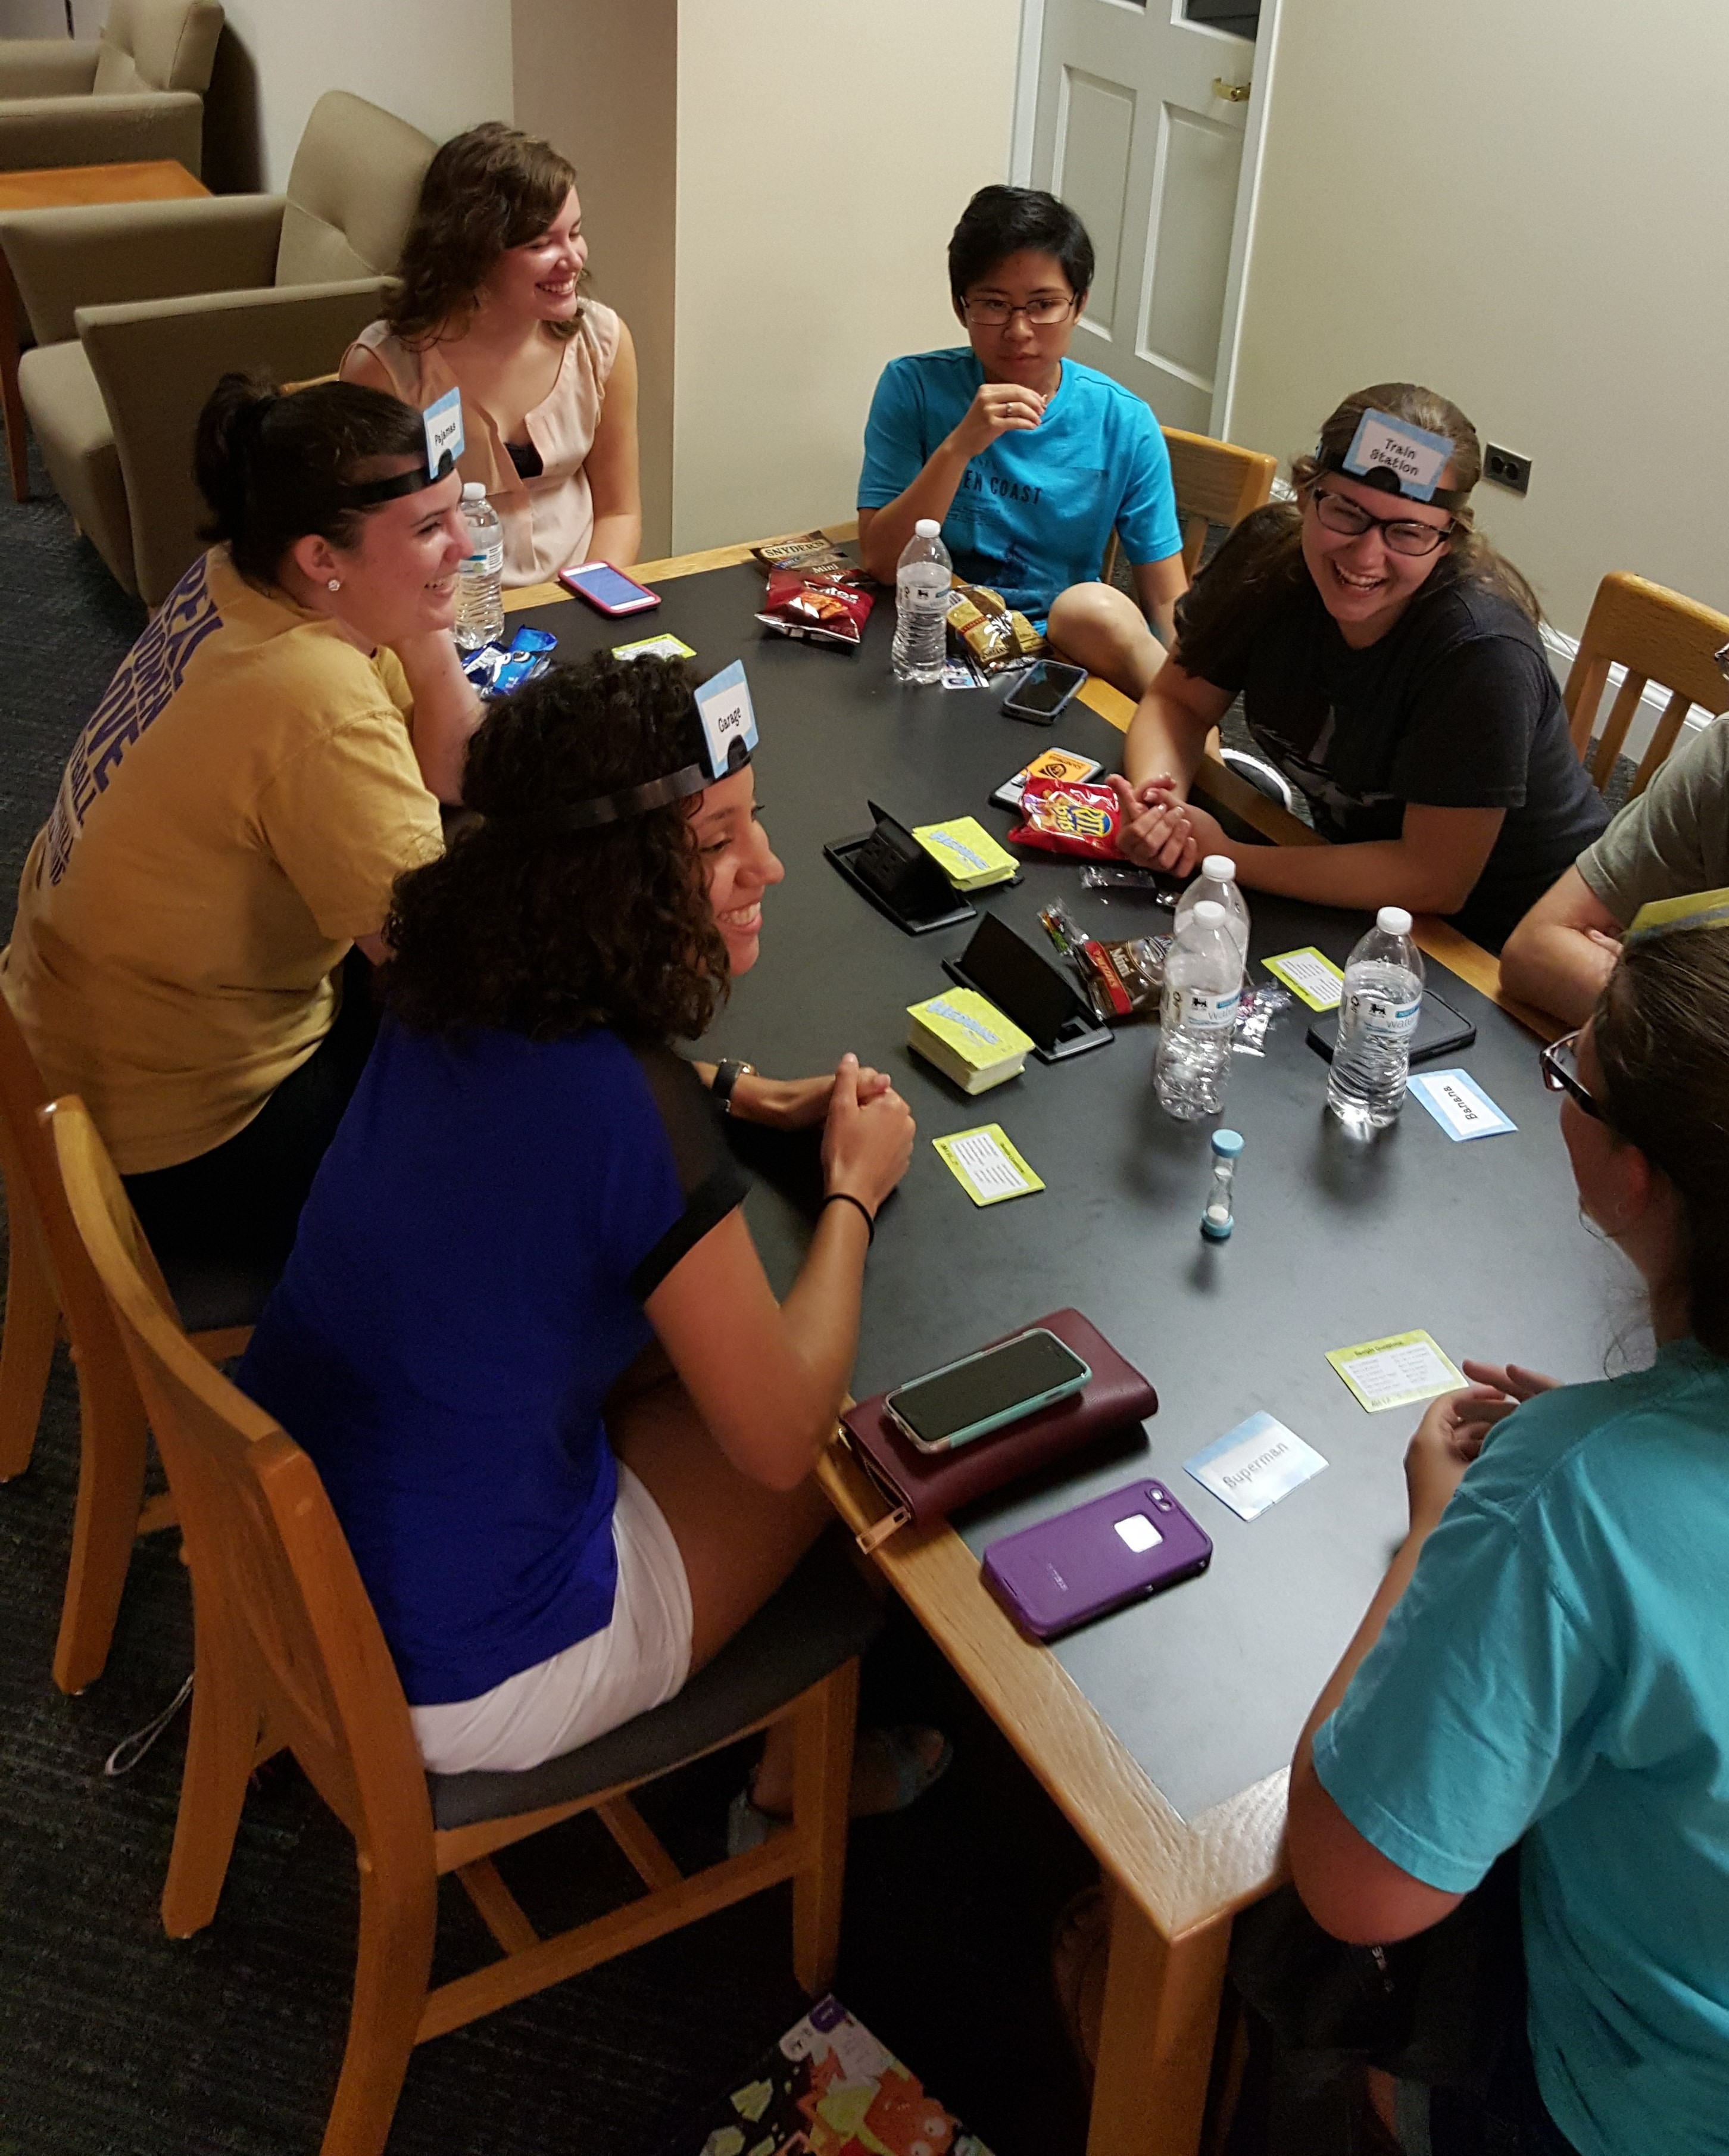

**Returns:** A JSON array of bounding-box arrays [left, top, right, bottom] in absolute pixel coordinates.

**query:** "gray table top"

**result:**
[[519, 568, 1619, 1821]]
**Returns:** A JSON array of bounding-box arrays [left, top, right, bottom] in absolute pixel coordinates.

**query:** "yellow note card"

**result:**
[[911, 816, 1018, 888], [933, 1124, 1045, 1206], [1262, 946, 1346, 1011], [1326, 1330, 1464, 1413]]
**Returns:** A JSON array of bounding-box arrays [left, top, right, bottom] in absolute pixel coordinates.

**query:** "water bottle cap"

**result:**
[[1210, 1128, 1245, 1158], [461, 482, 486, 502], [1201, 854, 1237, 882], [1193, 900, 1225, 925], [914, 518, 941, 538], [1377, 906, 1413, 935]]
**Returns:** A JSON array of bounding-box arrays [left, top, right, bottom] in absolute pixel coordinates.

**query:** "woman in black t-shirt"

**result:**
[[1112, 382, 1607, 950]]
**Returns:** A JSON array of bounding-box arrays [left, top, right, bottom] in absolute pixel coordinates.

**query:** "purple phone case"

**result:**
[[981, 1478, 1212, 1640]]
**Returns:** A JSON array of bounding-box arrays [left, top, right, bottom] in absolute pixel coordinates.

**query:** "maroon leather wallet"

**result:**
[[839, 1308, 1157, 1550]]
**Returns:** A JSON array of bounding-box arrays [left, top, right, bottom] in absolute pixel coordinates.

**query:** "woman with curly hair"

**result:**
[[340, 122, 639, 585], [1110, 383, 1608, 951], [236, 653, 923, 1800]]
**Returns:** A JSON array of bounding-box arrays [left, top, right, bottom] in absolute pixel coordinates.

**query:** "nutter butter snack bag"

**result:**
[[757, 565, 875, 648], [1009, 775, 1125, 860], [946, 581, 1044, 673]]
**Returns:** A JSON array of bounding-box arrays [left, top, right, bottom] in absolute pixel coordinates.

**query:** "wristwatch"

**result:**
[[710, 1058, 756, 1115]]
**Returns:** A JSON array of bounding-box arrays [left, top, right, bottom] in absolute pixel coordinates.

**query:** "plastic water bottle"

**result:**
[[892, 518, 952, 684], [1174, 854, 1251, 975], [455, 482, 504, 651], [1155, 900, 1242, 1120], [1200, 1128, 1244, 1240], [1327, 906, 1425, 1133]]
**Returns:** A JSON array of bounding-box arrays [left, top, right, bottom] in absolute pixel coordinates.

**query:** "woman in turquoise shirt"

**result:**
[[1285, 921, 1729, 2154]]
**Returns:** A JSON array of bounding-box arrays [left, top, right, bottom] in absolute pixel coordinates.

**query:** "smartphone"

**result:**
[[558, 560, 661, 616], [982, 1479, 1213, 1640], [885, 1327, 1092, 1455], [1001, 659, 1088, 725], [1306, 987, 1477, 1066]]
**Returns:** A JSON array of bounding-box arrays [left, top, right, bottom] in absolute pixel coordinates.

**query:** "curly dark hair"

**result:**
[[386, 122, 584, 348], [1173, 382, 1541, 685], [384, 653, 729, 1043]]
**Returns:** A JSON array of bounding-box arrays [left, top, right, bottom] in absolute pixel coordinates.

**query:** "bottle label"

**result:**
[[464, 542, 504, 576], [1347, 990, 1421, 1041], [1178, 985, 1241, 1033]]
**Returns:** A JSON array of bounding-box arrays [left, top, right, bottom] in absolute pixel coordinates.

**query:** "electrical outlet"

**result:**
[[1484, 444, 1531, 495]]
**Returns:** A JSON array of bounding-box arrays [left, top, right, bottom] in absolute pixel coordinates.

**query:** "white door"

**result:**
[[1022, 0, 1269, 437]]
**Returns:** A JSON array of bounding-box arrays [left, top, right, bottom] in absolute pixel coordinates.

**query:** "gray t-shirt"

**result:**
[[1575, 714, 1729, 923]]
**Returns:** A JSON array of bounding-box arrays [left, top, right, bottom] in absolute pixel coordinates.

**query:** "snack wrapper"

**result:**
[[1039, 901, 1169, 1022], [751, 529, 856, 578], [946, 581, 1044, 673], [756, 565, 875, 648], [1009, 775, 1125, 860], [460, 624, 557, 697]]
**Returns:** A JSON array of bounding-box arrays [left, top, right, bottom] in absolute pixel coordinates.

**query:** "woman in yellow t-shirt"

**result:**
[[340, 123, 641, 587], [0, 374, 479, 1278]]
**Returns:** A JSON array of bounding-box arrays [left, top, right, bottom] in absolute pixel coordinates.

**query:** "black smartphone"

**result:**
[[1306, 987, 1478, 1066], [885, 1328, 1093, 1453], [1001, 660, 1087, 725]]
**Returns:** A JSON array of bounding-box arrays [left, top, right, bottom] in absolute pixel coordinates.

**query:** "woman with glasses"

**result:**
[[1275, 919, 1729, 2154], [1113, 383, 1608, 951], [856, 185, 1188, 698]]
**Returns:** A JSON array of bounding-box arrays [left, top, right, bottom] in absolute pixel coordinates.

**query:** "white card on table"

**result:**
[[932, 1124, 1044, 1206], [1184, 1411, 1328, 1521], [1409, 1068, 1516, 1142], [1327, 1331, 1464, 1413], [1261, 946, 1345, 1012]]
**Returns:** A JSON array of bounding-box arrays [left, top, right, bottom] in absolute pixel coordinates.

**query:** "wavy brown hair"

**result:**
[[385, 123, 583, 349], [1593, 925, 1729, 1358], [1174, 382, 1541, 684], [383, 654, 728, 1044]]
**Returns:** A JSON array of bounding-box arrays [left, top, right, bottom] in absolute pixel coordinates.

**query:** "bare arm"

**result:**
[[1497, 867, 1621, 1029], [1122, 659, 1232, 795], [390, 630, 483, 806], [1130, 551, 1189, 649], [583, 317, 642, 568], [857, 380, 1048, 582], [1179, 801, 1507, 917]]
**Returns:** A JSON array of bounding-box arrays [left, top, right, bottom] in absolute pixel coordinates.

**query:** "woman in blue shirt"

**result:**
[[238, 653, 917, 1787], [856, 185, 1187, 698], [1287, 922, 1729, 2155]]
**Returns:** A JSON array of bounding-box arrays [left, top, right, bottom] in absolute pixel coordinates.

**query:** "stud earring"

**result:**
[[327, 578, 342, 591]]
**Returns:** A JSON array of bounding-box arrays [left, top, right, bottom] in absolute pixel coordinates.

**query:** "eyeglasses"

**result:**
[[1309, 484, 1455, 558], [960, 295, 1078, 328], [1714, 639, 1728, 683], [1539, 1029, 1603, 1120]]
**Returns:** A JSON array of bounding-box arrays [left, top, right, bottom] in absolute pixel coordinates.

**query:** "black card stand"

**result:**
[[942, 910, 1113, 1065], [824, 801, 1004, 936]]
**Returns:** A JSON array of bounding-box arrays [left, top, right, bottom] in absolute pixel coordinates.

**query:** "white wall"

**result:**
[[1228, 0, 1729, 641], [0, 0, 102, 33], [672, 0, 1019, 552], [208, 0, 513, 191]]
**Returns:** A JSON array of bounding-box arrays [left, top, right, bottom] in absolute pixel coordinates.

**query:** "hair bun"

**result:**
[[193, 372, 280, 540]]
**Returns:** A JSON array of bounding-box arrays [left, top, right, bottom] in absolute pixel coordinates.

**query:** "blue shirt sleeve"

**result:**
[[858, 358, 932, 511], [1311, 1484, 1607, 1895], [1109, 407, 1183, 569]]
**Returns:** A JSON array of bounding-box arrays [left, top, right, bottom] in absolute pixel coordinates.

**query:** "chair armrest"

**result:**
[[77, 277, 394, 606], [0, 43, 101, 98], [0, 194, 284, 347], [0, 92, 205, 182]]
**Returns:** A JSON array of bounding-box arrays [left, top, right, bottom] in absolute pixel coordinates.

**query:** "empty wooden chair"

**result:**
[[1562, 573, 1729, 799], [50, 1092, 879, 2156], [0, 995, 261, 1692]]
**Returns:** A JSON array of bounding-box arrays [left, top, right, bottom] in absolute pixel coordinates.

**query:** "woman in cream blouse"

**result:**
[[342, 123, 641, 585]]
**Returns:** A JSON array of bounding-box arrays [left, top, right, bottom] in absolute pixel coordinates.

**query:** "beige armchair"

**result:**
[[0, 91, 433, 602], [0, 0, 224, 178]]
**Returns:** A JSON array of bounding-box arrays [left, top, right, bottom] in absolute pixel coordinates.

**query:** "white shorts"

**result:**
[[411, 1464, 695, 1776]]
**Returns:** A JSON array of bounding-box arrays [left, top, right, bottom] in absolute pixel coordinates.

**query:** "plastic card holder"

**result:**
[[825, 803, 978, 935], [1305, 986, 1477, 1066], [943, 909, 1112, 1063]]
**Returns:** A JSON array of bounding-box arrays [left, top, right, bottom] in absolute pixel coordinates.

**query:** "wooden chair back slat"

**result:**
[[1562, 572, 1729, 799], [1099, 426, 1277, 586]]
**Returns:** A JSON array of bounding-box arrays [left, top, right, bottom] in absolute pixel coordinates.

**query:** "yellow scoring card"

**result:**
[[932, 1124, 1045, 1206], [1327, 1330, 1465, 1412], [1262, 947, 1346, 1011]]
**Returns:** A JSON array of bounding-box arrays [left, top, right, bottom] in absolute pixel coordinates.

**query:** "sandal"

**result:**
[[726, 1724, 953, 1857]]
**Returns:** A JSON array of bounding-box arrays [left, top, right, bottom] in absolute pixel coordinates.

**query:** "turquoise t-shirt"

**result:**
[[1313, 1339, 1729, 2156], [856, 347, 1182, 617]]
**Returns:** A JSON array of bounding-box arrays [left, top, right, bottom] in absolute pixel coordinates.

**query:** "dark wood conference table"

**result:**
[[505, 536, 1591, 2155]]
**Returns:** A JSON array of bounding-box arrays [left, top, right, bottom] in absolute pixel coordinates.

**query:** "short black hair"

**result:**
[[947, 185, 1094, 305]]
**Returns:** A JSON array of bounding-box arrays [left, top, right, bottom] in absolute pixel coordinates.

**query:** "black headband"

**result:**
[[335, 449, 459, 509], [1313, 450, 1470, 514]]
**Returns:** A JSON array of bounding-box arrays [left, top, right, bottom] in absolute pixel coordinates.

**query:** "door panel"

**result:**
[[1053, 68, 1137, 334], [1141, 102, 1243, 425]]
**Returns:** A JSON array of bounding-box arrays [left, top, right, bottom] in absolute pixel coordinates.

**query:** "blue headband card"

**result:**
[[423, 387, 464, 479], [693, 659, 758, 779], [1341, 408, 1454, 501]]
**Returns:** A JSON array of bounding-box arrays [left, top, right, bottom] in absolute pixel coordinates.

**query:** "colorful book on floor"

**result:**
[[910, 816, 1019, 891], [662, 1993, 995, 2156], [907, 988, 1033, 1094]]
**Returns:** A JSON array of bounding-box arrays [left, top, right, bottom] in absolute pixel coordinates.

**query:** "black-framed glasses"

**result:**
[[1309, 483, 1455, 558], [960, 295, 1078, 328], [1714, 639, 1728, 683], [1540, 1029, 1603, 1120]]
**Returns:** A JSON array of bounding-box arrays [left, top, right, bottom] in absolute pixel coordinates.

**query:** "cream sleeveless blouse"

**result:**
[[342, 303, 622, 587]]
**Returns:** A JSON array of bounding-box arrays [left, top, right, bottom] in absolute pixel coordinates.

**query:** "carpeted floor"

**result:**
[[0, 448, 1098, 2155]]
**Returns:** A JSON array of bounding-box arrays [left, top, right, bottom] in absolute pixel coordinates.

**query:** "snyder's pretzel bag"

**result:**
[[1009, 775, 1125, 860], [751, 530, 856, 578], [756, 566, 875, 648]]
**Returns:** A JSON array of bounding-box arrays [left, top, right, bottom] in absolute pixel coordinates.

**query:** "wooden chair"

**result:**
[[0, 995, 261, 1692], [1562, 572, 1729, 799], [49, 1093, 878, 2156], [1101, 425, 1278, 584]]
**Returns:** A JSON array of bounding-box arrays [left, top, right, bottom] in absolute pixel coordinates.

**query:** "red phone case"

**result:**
[[557, 561, 660, 616], [982, 1478, 1212, 1640]]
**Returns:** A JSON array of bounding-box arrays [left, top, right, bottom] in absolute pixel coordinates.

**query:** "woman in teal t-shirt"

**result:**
[[1287, 922, 1729, 2156]]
